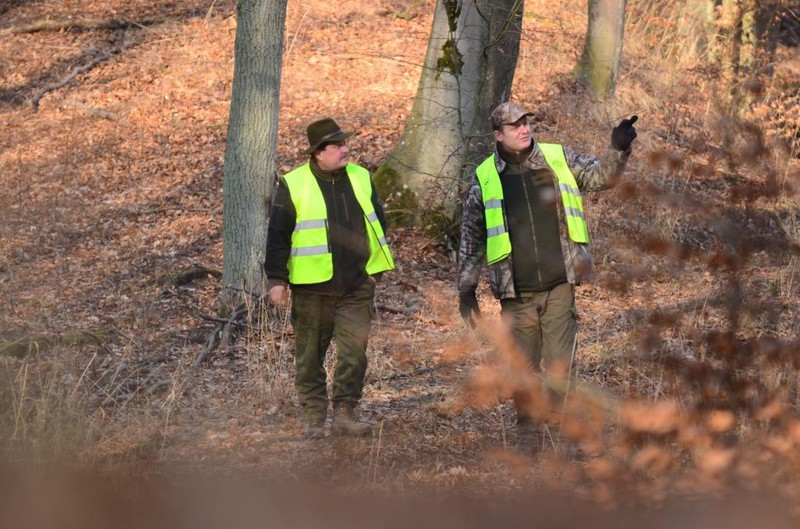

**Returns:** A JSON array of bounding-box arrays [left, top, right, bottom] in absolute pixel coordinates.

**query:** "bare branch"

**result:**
[[29, 48, 120, 110]]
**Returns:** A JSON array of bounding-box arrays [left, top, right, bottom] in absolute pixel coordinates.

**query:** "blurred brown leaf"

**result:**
[[620, 400, 682, 434]]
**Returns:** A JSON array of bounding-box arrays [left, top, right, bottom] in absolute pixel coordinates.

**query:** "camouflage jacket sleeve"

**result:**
[[457, 181, 487, 294], [565, 146, 630, 193]]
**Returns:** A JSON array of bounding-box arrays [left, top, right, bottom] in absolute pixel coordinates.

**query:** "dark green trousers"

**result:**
[[500, 282, 578, 418], [291, 279, 375, 422]]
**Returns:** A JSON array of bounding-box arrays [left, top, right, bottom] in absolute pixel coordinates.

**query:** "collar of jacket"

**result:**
[[309, 158, 347, 182], [492, 140, 549, 174]]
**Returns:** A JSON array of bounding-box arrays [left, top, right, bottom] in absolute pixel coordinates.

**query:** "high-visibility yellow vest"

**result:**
[[281, 163, 395, 284], [476, 143, 590, 265]]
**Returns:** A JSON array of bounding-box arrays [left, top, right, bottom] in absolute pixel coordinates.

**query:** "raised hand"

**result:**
[[611, 115, 638, 151]]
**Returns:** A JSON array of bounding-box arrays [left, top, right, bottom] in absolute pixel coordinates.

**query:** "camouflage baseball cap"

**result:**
[[490, 101, 534, 130]]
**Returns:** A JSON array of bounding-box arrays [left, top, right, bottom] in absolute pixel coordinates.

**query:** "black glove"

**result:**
[[459, 291, 481, 328], [611, 115, 638, 151]]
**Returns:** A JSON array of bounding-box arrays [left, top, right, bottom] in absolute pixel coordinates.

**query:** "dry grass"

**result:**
[[1, 351, 100, 466]]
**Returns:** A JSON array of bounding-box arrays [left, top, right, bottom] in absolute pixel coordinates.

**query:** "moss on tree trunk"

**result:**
[[373, 162, 421, 227], [374, 161, 455, 240]]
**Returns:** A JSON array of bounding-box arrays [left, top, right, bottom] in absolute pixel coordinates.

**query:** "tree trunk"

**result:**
[[678, 0, 717, 62], [718, 0, 742, 84], [467, 0, 524, 176], [739, 0, 758, 73], [376, 0, 523, 225], [575, 0, 627, 98], [755, 1, 783, 78], [222, 0, 287, 306]]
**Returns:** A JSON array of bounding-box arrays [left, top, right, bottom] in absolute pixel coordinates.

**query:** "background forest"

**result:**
[[1, 0, 800, 525]]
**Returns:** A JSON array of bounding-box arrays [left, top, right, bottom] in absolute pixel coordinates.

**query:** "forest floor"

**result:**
[[2, 0, 800, 524]]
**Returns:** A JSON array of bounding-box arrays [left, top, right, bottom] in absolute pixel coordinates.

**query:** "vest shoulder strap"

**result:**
[[537, 143, 566, 169], [475, 155, 497, 187]]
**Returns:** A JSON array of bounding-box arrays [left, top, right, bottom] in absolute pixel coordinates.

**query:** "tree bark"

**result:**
[[739, 0, 758, 73], [575, 0, 627, 98], [377, 0, 523, 222], [467, 0, 524, 176], [222, 0, 287, 306], [678, 0, 717, 62]]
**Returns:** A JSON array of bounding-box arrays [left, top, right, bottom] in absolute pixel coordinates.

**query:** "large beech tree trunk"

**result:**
[[377, 0, 523, 223], [222, 0, 287, 306]]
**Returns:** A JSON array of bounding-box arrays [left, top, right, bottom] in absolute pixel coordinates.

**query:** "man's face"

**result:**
[[493, 117, 532, 154], [315, 141, 349, 171]]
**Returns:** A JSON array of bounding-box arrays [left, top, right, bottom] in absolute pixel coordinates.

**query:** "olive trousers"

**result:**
[[291, 279, 375, 422], [500, 282, 578, 419]]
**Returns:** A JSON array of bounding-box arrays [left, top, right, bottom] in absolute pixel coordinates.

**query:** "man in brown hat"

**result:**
[[457, 101, 638, 452], [265, 118, 395, 439]]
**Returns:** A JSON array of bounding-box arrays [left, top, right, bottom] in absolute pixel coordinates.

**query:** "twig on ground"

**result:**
[[61, 99, 121, 121], [378, 366, 436, 382], [29, 48, 120, 110], [171, 265, 222, 286], [194, 322, 225, 369], [193, 299, 261, 368], [196, 314, 249, 327], [0, 329, 112, 358], [144, 379, 170, 395], [0, 18, 159, 36], [375, 302, 421, 315]]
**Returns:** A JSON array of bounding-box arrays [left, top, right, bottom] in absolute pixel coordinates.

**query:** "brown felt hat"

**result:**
[[303, 118, 355, 154]]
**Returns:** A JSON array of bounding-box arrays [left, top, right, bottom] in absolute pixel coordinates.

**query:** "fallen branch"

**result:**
[[193, 301, 257, 368], [144, 379, 171, 396], [194, 325, 224, 368], [80, 106, 120, 120], [61, 99, 121, 121], [375, 301, 421, 315], [376, 322, 444, 335], [0, 329, 113, 358], [378, 366, 436, 383], [0, 18, 157, 36], [196, 314, 249, 327], [121, 206, 218, 217], [171, 265, 222, 287], [29, 48, 120, 110]]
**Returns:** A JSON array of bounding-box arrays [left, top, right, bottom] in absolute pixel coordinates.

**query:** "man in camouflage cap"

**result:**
[[457, 101, 638, 452]]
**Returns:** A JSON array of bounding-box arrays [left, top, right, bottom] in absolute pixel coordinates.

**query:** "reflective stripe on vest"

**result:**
[[476, 144, 590, 265], [281, 163, 395, 285]]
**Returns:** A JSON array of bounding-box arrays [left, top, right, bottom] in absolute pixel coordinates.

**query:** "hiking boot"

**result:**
[[304, 419, 326, 440], [515, 417, 542, 454], [331, 404, 373, 437], [543, 426, 585, 461]]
